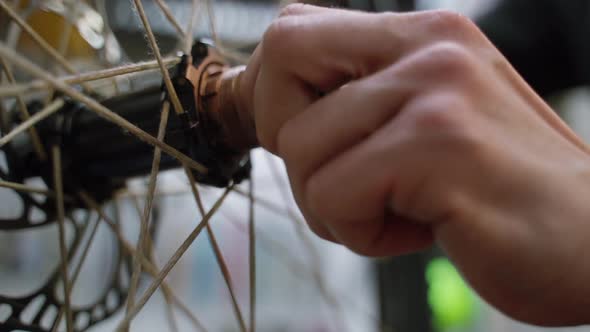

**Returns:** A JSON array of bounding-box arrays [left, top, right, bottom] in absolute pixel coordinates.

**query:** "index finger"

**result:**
[[253, 8, 403, 152], [251, 7, 481, 152]]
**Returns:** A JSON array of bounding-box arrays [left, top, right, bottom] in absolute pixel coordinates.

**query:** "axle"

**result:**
[[4, 42, 257, 203]]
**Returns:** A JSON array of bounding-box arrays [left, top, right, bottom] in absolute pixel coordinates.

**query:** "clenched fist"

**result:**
[[237, 4, 590, 326]]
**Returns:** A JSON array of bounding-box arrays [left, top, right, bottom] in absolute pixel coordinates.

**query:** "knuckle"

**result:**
[[375, 11, 400, 26], [262, 17, 300, 57], [278, 3, 308, 17], [407, 93, 482, 155], [411, 94, 468, 132], [428, 10, 477, 35], [422, 41, 478, 78]]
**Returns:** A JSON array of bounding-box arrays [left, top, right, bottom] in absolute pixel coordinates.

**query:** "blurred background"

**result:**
[[1, 0, 590, 331]]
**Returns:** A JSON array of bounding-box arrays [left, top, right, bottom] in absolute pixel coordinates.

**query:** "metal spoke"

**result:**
[[154, 0, 186, 39], [248, 179, 256, 332], [126, 102, 170, 325], [51, 145, 73, 332], [184, 0, 200, 54], [204, 0, 249, 64], [128, 196, 180, 332], [232, 202, 383, 328], [117, 188, 193, 199], [163, 298, 180, 332], [208, 225, 247, 332], [0, 56, 46, 160], [0, 57, 181, 98], [131, 0, 184, 115], [222, 210, 315, 284], [232, 203, 395, 328], [205, 0, 219, 45], [150, 243, 181, 332], [79, 191, 209, 332], [0, 95, 8, 133], [183, 167, 206, 214], [0, 179, 55, 197], [175, 298, 208, 332], [0, 98, 64, 148], [57, 1, 76, 56], [0, 0, 91, 91], [115, 186, 233, 331], [184, 168, 247, 332], [263, 154, 346, 331], [0, 2, 367, 332], [233, 187, 294, 218], [226, 205, 382, 326], [52, 213, 102, 332], [0, 43, 207, 174], [227, 206, 384, 328], [0, 179, 75, 202]]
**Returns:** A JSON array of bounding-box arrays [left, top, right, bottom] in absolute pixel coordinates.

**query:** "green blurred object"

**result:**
[[426, 258, 479, 331]]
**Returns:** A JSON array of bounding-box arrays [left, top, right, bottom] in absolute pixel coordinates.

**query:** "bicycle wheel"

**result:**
[[0, 1, 379, 331]]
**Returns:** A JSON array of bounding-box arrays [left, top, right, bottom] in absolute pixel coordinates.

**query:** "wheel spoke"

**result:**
[[233, 187, 293, 218], [80, 191, 210, 332], [205, 0, 219, 45], [129, 195, 181, 332], [163, 298, 180, 332], [149, 239, 181, 332], [208, 225, 247, 332], [51, 145, 73, 332], [57, 1, 76, 56], [0, 57, 181, 98], [203, 0, 249, 64], [0, 56, 46, 160], [248, 179, 256, 332], [0, 0, 92, 91], [115, 186, 233, 331], [154, 0, 186, 40], [0, 2, 368, 331], [229, 204, 384, 328], [263, 154, 346, 331], [173, 296, 208, 332], [126, 102, 170, 325], [184, 0, 200, 54], [131, 0, 184, 115], [0, 179, 54, 197], [226, 205, 381, 325], [0, 43, 208, 174], [52, 213, 102, 332], [0, 96, 8, 133], [184, 167, 247, 332], [118, 187, 192, 199], [222, 209, 316, 285], [0, 98, 64, 148], [183, 167, 206, 213]]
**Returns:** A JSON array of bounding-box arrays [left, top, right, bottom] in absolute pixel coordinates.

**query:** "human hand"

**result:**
[[238, 4, 590, 325]]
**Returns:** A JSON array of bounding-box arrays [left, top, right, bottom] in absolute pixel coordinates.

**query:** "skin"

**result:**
[[237, 4, 590, 326]]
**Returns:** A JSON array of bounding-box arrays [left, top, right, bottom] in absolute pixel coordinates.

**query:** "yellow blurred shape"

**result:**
[[18, 6, 95, 58]]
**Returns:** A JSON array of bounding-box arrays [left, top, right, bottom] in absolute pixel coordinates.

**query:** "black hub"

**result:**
[[3, 41, 251, 216]]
